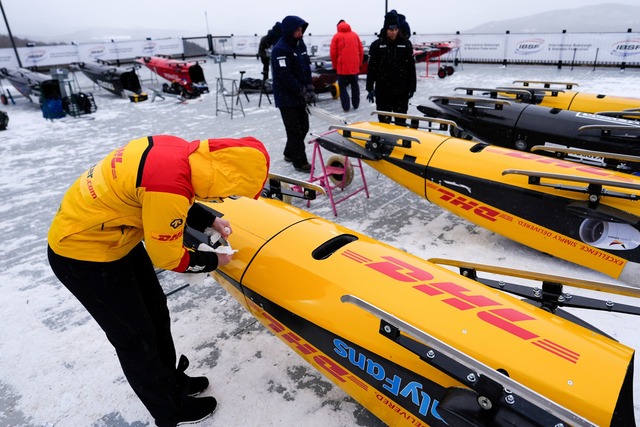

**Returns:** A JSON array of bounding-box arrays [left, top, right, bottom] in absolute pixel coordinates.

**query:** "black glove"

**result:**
[[305, 83, 315, 92], [367, 91, 375, 103], [408, 91, 414, 99], [303, 90, 316, 104]]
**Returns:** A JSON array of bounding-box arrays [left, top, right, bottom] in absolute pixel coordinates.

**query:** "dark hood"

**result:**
[[281, 15, 308, 40]]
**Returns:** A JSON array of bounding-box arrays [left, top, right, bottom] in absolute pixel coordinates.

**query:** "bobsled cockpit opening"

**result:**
[[312, 234, 358, 260]]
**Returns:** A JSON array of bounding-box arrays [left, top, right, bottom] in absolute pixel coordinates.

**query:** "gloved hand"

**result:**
[[305, 83, 315, 92], [303, 90, 316, 104], [408, 91, 414, 99], [367, 91, 375, 103]]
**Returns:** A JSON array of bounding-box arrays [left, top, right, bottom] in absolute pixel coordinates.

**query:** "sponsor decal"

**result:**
[[110, 147, 125, 179], [514, 38, 544, 55], [334, 339, 445, 423], [170, 218, 183, 229], [85, 165, 98, 199], [343, 251, 581, 363], [89, 46, 107, 58], [142, 42, 158, 54], [151, 229, 184, 242], [25, 49, 47, 64], [611, 38, 640, 58]]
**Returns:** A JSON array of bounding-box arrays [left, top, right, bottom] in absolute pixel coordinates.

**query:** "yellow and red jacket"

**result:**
[[48, 135, 270, 271]]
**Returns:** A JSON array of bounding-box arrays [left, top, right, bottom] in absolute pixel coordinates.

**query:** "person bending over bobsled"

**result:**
[[47, 135, 270, 427]]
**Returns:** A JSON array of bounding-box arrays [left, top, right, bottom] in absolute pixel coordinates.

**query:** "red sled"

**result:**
[[135, 56, 209, 99]]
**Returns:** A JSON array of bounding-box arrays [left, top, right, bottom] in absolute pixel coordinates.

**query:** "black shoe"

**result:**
[[156, 396, 218, 427], [177, 397, 217, 426], [177, 355, 209, 396], [284, 156, 293, 163], [294, 163, 311, 173]]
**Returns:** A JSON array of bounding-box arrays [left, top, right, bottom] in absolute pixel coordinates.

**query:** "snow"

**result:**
[[0, 56, 639, 427]]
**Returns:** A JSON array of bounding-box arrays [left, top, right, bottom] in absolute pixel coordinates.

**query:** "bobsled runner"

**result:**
[[135, 56, 208, 99], [307, 110, 640, 287], [456, 81, 640, 118], [70, 60, 147, 100], [0, 67, 97, 118], [186, 175, 638, 426], [418, 95, 640, 172]]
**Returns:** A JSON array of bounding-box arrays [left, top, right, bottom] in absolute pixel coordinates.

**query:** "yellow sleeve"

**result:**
[[141, 191, 192, 271]]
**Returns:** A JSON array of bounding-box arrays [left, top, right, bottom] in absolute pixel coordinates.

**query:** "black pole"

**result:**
[[385, 0, 388, 14], [0, 0, 22, 67]]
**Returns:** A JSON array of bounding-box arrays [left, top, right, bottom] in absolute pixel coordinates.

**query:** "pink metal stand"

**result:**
[[307, 140, 370, 216]]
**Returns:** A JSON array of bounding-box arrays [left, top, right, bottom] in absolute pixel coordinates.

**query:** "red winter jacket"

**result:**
[[330, 21, 364, 76]]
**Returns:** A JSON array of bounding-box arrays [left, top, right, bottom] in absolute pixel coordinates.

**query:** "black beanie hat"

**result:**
[[383, 10, 399, 29]]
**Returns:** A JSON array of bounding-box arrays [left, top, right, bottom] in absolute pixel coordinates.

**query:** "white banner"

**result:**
[[0, 32, 637, 70]]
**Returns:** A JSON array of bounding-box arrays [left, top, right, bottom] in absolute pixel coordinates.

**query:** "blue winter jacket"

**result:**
[[271, 15, 313, 108]]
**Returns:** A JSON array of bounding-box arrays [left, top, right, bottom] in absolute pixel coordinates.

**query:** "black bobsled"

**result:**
[[0, 67, 97, 119], [70, 61, 146, 100], [418, 96, 640, 172]]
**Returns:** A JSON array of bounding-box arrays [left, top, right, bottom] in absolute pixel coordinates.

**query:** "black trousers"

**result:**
[[375, 92, 409, 126], [278, 105, 310, 166], [48, 243, 183, 423]]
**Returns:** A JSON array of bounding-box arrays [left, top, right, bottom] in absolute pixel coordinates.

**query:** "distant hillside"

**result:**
[[466, 3, 640, 33], [0, 34, 60, 48]]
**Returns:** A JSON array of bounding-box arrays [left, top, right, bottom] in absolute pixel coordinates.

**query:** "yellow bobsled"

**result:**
[[457, 80, 640, 117], [193, 185, 637, 426], [310, 113, 640, 287]]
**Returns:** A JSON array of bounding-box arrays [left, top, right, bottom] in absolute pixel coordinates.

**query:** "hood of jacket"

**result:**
[[337, 21, 352, 33], [189, 136, 270, 201], [281, 15, 308, 42]]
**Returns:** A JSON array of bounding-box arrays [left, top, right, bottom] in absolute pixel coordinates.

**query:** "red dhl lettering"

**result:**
[[436, 188, 501, 222], [110, 147, 125, 179], [152, 229, 184, 242], [351, 254, 579, 363], [257, 308, 350, 382]]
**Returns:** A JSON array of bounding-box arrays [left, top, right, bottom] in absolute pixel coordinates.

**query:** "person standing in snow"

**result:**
[[258, 21, 282, 79], [47, 135, 270, 427], [330, 19, 364, 112], [366, 10, 417, 126], [271, 15, 315, 173]]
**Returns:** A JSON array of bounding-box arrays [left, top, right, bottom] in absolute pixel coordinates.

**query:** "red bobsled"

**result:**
[[135, 56, 209, 99]]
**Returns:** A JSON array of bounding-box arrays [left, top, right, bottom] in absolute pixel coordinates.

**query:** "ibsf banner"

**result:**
[[0, 38, 184, 68]]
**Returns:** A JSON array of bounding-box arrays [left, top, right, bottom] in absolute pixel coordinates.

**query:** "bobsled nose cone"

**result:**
[[417, 103, 441, 118]]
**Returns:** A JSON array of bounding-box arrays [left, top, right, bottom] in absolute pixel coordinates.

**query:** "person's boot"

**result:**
[[177, 355, 209, 396], [155, 396, 218, 427]]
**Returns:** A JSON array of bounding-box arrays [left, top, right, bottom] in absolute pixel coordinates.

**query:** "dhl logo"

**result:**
[[110, 147, 125, 179], [247, 299, 357, 385], [151, 229, 184, 242], [342, 251, 580, 364]]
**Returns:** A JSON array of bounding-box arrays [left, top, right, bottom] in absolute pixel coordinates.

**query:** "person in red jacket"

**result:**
[[47, 135, 270, 427], [330, 19, 364, 112]]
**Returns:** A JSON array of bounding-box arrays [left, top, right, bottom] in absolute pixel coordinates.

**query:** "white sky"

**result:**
[[3, 0, 640, 39]]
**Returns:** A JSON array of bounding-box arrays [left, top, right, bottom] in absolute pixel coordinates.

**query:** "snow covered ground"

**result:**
[[1, 56, 639, 427]]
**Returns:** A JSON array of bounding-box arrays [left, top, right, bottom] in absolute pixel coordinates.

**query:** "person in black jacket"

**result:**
[[366, 11, 417, 126], [271, 15, 315, 172], [258, 22, 281, 79]]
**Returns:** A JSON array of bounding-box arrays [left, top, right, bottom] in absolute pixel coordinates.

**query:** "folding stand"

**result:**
[[215, 77, 245, 118], [238, 70, 272, 107], [306, 140, 369, 216]]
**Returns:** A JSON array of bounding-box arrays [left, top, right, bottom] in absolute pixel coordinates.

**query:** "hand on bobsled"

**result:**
[[367, 91, 375, 103]]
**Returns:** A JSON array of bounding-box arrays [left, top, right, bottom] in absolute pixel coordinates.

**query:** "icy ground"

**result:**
[[1, 56, 639, 426]]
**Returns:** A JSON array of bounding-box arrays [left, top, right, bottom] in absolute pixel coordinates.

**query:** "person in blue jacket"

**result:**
[[271, 15, 315, 172]]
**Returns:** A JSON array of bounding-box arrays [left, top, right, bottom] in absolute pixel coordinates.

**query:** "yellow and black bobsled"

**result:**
[[190, 182, 638, 426], [309, 112, 640, 288], [457, 80, 640, 116]]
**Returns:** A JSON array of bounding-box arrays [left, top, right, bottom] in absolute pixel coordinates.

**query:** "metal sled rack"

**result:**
[[429, 95, 512, 110], [454, 86, 538, 102], [370, 110, 459, 132], [502, 169, 640, 201], [512, 80, 579, 90], [327, 124, 422, 150], [341, 294, 597, 427]]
